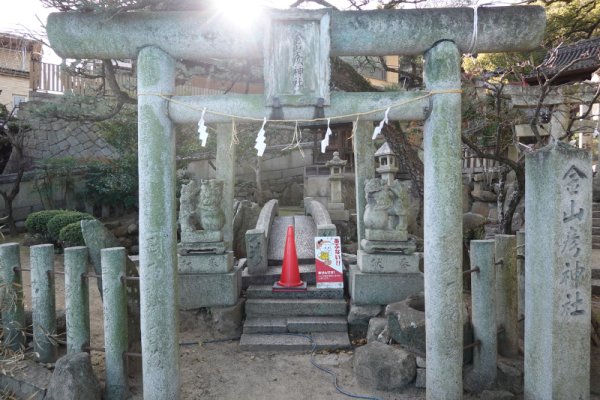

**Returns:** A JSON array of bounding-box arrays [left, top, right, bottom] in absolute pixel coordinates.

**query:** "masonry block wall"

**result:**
[[4, 92, 117, 173]]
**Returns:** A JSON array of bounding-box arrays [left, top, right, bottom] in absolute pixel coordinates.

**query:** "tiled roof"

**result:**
[[537, 37, 600, 78]]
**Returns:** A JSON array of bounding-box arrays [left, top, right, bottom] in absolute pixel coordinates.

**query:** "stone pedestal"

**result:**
[[349, 264, 423, 305], [179, 263, 242, 309]]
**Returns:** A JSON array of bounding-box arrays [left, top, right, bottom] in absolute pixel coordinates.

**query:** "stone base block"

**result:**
[[181, 230, 222, 243], [361, 238, 416, 254], [365, 229, 407, 242], [328, 202, 345, 210], [179, 264, 242, 309], [328, 209, 350, 221], [178, 251, 233, 274], [349, 265, 424, 305], [178, 240, 226, 255], [357, 250, 419, 273]]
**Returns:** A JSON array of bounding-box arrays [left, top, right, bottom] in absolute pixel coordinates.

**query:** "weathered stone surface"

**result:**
[[210, 298, 245, 338], [357, 250, 419, 273], [294, 215, 317, 261], [245, 298, 346, 317], [591, 345, 600, 394], [353, 342, 416, 390], [179, 264, 242, 309], [268, 216, 294, 261], [525, 142, 591, 399], [463, 183, 472, 213], [350, 265, 423, 305], [495, 360, 523, 394], [471, 201, 489, 217], [179, 179, 226, 242], [232, 200, 260, 259], [593, 174, 600, 202], [366, 317, 389, 343], [471, 189, 497, 202], [246, 284, 343, 299], [177, 252, 233, 274], [347, 303, 383, 326], [360, 237, 416, 254], [46, 353, 101, 400], [386, 292, 473, 361], [0, 359, 51, 400], [463, 212, 487, 232], [246, 229, 268, 275], [480, 390, 514, 400], [415, 368, 426, 388], [239, 331, 350, 351]]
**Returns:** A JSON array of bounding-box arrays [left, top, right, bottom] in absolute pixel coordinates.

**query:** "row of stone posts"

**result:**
[[0, 243, 132, 400]]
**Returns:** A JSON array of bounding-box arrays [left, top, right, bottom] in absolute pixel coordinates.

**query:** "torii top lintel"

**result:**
[[47, 6, 545, 62]]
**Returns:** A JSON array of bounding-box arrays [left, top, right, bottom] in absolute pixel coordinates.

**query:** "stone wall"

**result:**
[[5, 92, 117, 173]]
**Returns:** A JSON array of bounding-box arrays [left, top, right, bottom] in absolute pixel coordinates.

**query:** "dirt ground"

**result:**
[[12, 241, 600, 399]]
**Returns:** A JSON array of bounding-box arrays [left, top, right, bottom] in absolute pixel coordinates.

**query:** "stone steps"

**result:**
[[246, 284, 343, 299], [245, 298, 347, 317], [243, 316, 348, 334], [239, 332, 351, 352], [594, 202, 600, 212], [242, 264, 316, 289]]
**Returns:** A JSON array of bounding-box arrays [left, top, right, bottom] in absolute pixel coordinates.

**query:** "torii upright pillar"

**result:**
[[137, 46, 180, 398]]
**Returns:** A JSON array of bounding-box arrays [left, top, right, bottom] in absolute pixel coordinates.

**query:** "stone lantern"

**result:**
[[374, 142, 399, 185], [325, 151, 349, 221]]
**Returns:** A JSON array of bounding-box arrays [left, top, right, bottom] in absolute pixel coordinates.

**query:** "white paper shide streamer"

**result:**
[[320, 118, 332, 153], [254, 117, 267, 157], [197, 107, 208, 147], [372, 107, 390, 139]]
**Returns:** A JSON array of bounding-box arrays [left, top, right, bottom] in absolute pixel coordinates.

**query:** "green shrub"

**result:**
[[47, 211, 93, 242], [58, 222, 86, 247], [25, 210, 68, 235]]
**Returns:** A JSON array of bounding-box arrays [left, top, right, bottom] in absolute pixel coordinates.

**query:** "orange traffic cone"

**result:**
[[273, 225, 307, 292]]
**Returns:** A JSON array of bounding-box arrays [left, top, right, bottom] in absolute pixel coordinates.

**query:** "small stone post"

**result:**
[[495, 234, 518, 357], [65, 246, 90, 354], [137, 45, 180, 398], [0, 243, 25, 351], [30, 244, 57, 363], [216, 123, 236, 247], [101, 247, 128, 400], [423, 40, 463, 400], [516, 230, 525, 320], [468, 240, 497, 391], [525, 142, 591, 400], [352, 120, 375, 244]]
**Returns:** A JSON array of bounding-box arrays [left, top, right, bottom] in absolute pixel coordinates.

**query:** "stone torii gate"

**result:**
[[47, 6, 545, 399]]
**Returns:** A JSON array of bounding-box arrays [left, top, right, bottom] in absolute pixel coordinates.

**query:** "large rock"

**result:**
[[353, 342, 416, 390], [347, 303, 383, 326], [232, 200, 260, 259], [386, 292, 473, 362], [45, 353, 101, 400], [366, 317, 389, 344], [463, 212, 487, 232]]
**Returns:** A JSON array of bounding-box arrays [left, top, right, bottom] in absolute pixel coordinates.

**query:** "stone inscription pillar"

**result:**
[[137, 46, 180, 399], [525, 142, 591, 400], [353, 120, 375, 245], [423, 40, 463, 400], [216, 123, 236, 248]]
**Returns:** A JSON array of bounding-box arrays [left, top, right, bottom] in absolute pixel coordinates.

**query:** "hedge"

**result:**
[[25, 210, 68, 236], [58, 222, 86, 247], [46, 211, 94, 242]]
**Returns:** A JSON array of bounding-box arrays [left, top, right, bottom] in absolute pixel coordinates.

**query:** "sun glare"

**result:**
[[212, 0, 266, 30]]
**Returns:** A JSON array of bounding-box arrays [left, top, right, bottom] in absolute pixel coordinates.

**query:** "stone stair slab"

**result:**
[[243, 317, 287, 334], [287, 316, 348, 333], [246, 284, 343, 299], [239, 332, 351, 351], [242, 264, 316, 289], [593, 279, 600, 296], [594, 202, 600, 212], [245, 298, 347, 317]]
